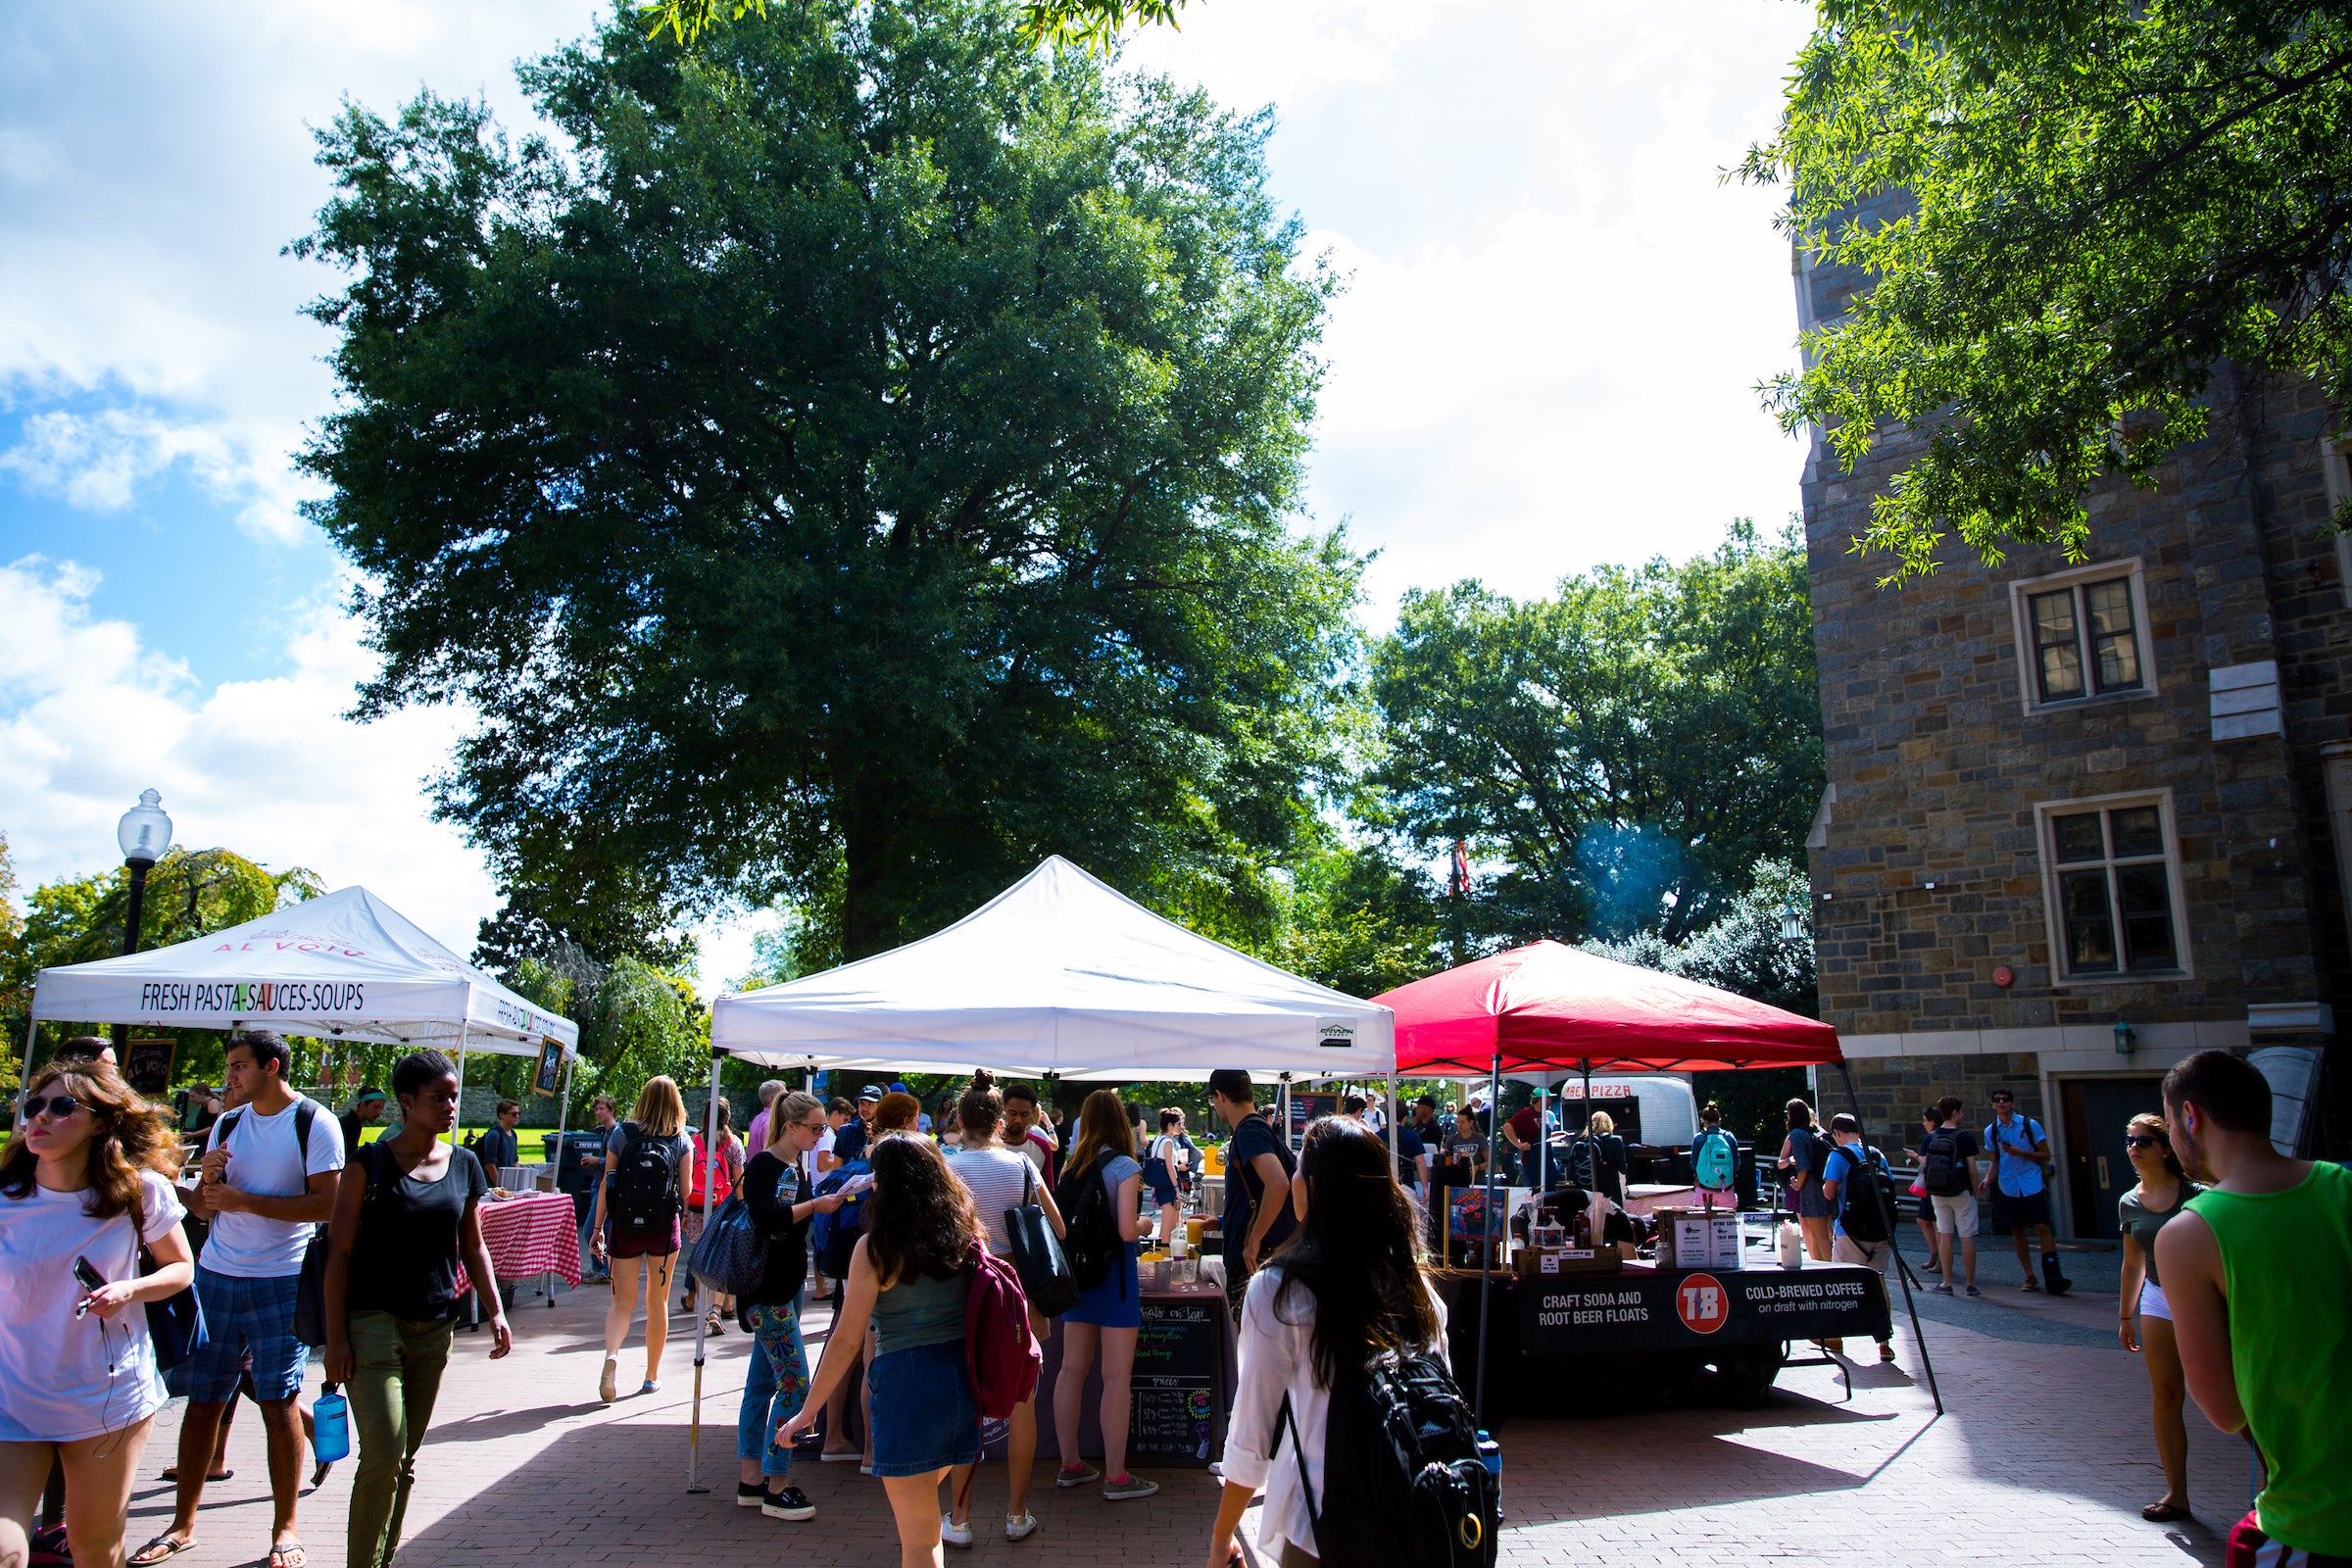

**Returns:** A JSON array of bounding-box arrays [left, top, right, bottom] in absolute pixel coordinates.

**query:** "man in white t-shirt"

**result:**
[[146, 1030, 345, 1568], [1000, 1083, 1056, 1187]]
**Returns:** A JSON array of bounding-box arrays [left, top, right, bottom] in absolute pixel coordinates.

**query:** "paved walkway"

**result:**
[[126, 1265, 2250, 1568]]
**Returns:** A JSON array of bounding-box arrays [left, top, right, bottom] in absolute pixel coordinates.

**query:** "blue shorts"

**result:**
[[1142, 1157, 1178, 1208], [866, 1342, 980, 1476], [1065, 1241, 1142, 1329], [188, 1265, 309, 1403]]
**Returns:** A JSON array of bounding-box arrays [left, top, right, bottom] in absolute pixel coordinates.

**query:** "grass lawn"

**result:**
[[355, 1126, 570, 1160]]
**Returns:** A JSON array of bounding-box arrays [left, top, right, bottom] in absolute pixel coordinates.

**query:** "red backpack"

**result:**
[[687, 1134, 736, 1207], [961, 1240, 1042, 1420]]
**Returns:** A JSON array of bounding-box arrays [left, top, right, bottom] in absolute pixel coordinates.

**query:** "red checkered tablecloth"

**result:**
[[455, 1191, 581, 1295]]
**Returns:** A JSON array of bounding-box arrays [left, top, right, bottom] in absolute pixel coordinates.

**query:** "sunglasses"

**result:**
[[22, 1095, 86, 1120], [1989, 1096, 2015, 1103], [2124, 1134, 2165, 1150]]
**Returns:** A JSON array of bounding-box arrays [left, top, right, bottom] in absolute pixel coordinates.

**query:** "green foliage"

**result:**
[[1582, 859, 1817, 1019], [504, 944, 710, 1105], [1744, 0, 2352, 579], [638, 0, 1187, 53], [1, 846, 324, 1087], [1369, 520, 1821, 949], [297, 0, 1356, 963]]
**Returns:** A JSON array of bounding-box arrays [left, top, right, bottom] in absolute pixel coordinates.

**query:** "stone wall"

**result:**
[[1800, 287, 2348, 1046], [1839, 1054, 2047, 1155]]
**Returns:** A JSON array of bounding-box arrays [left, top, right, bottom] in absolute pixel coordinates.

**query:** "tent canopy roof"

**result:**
[[710, 857, 1393, 1080], [30, 885, 577, 1054], [1377, 940, 1840, 1076]]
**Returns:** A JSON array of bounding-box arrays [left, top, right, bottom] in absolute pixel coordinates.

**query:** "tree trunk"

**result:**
[[839, 794, 898, 961]]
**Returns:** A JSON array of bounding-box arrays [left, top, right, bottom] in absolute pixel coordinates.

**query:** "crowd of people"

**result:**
[[2, 1041, 2343, 1567]]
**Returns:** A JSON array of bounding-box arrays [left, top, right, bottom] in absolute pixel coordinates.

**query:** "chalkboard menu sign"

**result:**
[[1128, 1297, 1221, 1465]]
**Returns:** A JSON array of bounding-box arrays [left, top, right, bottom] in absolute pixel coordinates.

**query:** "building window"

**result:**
[[2009, 560, 2158, 712], [2036, 793, 2190, 981], [2325, 437, 2352, 609]]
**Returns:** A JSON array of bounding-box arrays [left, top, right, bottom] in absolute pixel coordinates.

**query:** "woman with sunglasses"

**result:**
[[731, 1092, 845, 1524], [2117, 1112, 2200, 1523], [0, 1059, 197, 1568]]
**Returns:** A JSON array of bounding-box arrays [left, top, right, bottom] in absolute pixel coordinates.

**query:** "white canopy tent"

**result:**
[[24, 885, 578, 1146], [710, 855, 1394, 1078], [672, 856, 1395, 1490]]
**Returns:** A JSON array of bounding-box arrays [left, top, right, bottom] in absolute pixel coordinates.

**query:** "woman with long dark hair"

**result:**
[[1049, 1089, 1152, 1501], [321, 1051, 509, 1568], [1779, 1099, 1834, 1262], [780, 1133, 984, 1568], [1208, 1116, 1446, 1567], [2117, 1111, 2201, 1523], [0, 1058, 197, 1568], [942, 1070, 1065, 1545]]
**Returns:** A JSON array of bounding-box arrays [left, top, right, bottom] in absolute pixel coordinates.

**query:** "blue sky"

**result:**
[[0, 0, 1816, 988]]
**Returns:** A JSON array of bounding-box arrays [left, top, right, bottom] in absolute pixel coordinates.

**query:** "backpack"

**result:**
[[1054, 1153, 1124, 1296], [810, 1159, 871, 1277], [1920, 1126, 1970, 1197], [214, 1098, 330, 1347], [610, 1123, 682, 1239], [1278, 1347, 1500, 1568], [1692, 1127, 1738, 1192], [1830, 1144, 1895, 1244], [1562, 1136, 1596, 1188], [687, 1133, 736, 1208], [960, 1241, 1043, 1420]]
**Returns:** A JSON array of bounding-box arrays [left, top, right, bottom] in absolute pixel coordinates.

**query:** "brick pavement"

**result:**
[[126, 1273, 2251, 1568]]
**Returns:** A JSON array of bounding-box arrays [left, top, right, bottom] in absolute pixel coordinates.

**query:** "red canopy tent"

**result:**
[[1383, 940, 1841, 1075], [1372, 941, 1938, 1415]]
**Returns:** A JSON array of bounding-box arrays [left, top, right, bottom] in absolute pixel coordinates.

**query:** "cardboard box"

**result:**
[[1660, 1211, 1743, 1271], [1513, 1247, 1623, 1278]]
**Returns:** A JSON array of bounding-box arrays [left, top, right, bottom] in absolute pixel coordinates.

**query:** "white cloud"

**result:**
[[0, 556, 495, 955], [0, 407, 318, 540]]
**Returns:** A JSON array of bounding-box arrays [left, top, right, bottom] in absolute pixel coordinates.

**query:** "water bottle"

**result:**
[[312, 1386, 351, 1464], [1475, 1430, 1500, 1478]]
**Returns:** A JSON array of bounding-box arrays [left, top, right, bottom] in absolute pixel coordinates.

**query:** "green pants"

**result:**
[[346, 1310, 454, 1568]]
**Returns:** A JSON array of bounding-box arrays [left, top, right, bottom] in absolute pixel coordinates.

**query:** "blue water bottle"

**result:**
[[312, 1386, 351, 1464], [1475, 1430, 1500, 1478]]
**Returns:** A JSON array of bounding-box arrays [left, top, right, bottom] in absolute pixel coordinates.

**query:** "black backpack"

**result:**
[[1054, 1153, 1124, 1296], [1278, 1348, 1500, 1568], [1920, 1126, 1970, 1197], [1563, 1136, 1596, 1188], [610, 1123, 681, 1239], [1832, 1144, 1896, 1244]]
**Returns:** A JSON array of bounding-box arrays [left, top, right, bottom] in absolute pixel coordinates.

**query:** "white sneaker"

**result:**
[[1004, 1512, 1039, 1543], [940, 1513, 974, 1549]]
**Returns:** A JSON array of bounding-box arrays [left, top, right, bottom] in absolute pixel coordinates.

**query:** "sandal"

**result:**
[[706, 1310, 725, 1335], [158, 1467, 234, 1483], [129, 1537, 196, 1566], [311, 1458, 335, 1488], [2142, 1501, 2192, 1523], [270, 1544, 308, 1568]]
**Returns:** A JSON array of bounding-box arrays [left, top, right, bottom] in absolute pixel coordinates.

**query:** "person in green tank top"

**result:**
[[2157, 1051, 2352, 1562]]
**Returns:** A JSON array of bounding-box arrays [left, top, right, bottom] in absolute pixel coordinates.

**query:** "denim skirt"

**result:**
[[866, 1342, 980, 1476]]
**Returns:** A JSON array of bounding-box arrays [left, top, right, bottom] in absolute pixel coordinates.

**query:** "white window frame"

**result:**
[[2008, 558, 2160, 715], [2034, 789, 2194, 986], [2325, 436, 2352, 609]]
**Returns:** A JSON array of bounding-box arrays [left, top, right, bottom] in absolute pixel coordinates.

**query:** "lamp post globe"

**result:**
[[117, 788, 172, 870]]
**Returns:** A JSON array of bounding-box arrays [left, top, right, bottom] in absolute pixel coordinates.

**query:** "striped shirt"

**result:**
[[947, 1143, 1037, 1254]]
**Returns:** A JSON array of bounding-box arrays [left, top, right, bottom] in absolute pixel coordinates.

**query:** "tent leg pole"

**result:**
[[1835, 1060, 1940, 1416], [19, 1011, 40, 1107], [549, 1054, 574, 1307], [1474, 1050, 1500, 1426], [449, 1032, 467, 1149], [687, 1047, 723, 1493], [1537, 1079, 1547, 1194]]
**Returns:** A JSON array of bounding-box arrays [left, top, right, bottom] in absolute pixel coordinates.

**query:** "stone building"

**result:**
[[1795, 227, 2350, 1238]]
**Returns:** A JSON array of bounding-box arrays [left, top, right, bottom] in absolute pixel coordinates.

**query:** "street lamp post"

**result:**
[[112, 789, 172, 1050]]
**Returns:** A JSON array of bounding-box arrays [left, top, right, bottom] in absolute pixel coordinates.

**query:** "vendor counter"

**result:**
[[1001, 1261, 1237, 1468], [1434, 1258, 1893, 1416]]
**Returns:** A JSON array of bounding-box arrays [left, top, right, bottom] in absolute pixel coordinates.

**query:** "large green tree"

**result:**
[[1370, 520, 1820, 948], [299, 0, 1356, 961], [1746, 0, 2352, 578]]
